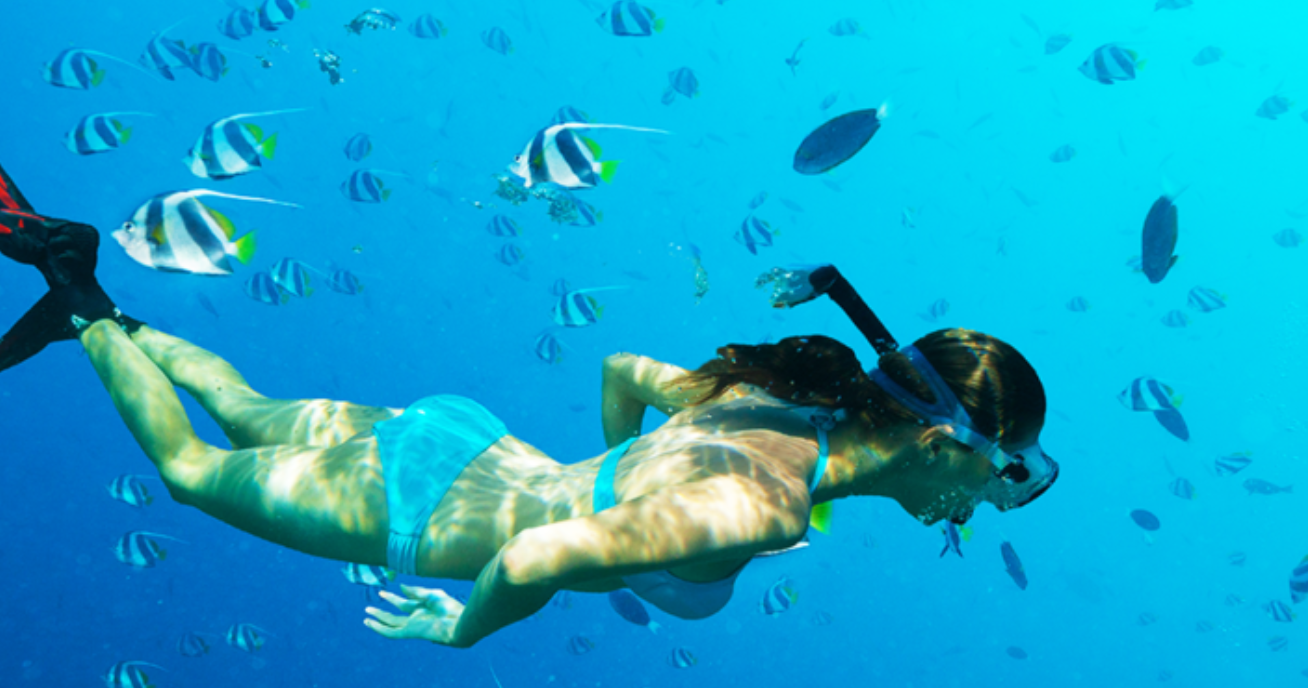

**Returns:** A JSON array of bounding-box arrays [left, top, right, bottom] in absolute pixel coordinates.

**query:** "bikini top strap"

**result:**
[[593, 437, 638, 514], [809, 427, 829, 494]]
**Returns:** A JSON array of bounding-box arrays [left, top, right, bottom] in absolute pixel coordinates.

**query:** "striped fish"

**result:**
[[482, 27, 513, 55], [64, 112, 152, 156], [342, 563, 393, 588], [1187, 286, 1226, 312], [509, 122, 667, 189], [550, 278, 573, 296], [828, 18, 863, 37], [760, 576, 798, 615], [551, 105, 590, 125], [114, 190, 297, 275], [325, 269, 363, 295], [596, 2, 665, 37], [1066, 296, 1090, 312], [343, 133, 372, 161], [409, 14, 448, 39], [107, 474, 153, 507], [551, 287, 625, 327], [44, 48, 149, 89], [1265, 599, 1296, 622], [176, 631, 211, 657], [1290, 557, 1308, 603], [1050, 144, 1076, 162], [244, 272, 284, 305], [186, 109, 302, 180], [1269, 636, 1289, 652], [734, 214, 775, 255], [1273, 228, 1302, 248], [1215, 453, 1252, 476], [667, 647, 698, 669], [346, 8, 400, 34], [1229, 551, 1247, 566], [114, 531, 184, 568], [139, 23, 194, 81], [258, 0, 308, 31], [1044, 33, 1072, 55], [495, 244, 525, 266], [1225, 593, 1246, 606], [190, 43, 228, 82], [218, 8, 257, 39], [486, 214, 521, 237], [226, 623, 272, 652], [271, 257, 314, 297], [565, 634, 595, 655], [919, 298, 950, 323], [1118, 377, 1178, 412], [1169, 477, 1196, 500], [666, 67, 699, 99], [1256, 95, 1291, 120], [533, 332, 564, 364], [1161, 310, 1189, 328], [341, 169, 396, 202], [1079, 44, 1141, 85], [103, 661, 164, 688]]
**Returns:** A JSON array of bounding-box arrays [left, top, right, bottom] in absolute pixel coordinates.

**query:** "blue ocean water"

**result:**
[[2, 0, 1307, 686]]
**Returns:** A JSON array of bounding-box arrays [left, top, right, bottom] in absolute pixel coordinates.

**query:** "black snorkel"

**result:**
[[755, 264, 898, 355]]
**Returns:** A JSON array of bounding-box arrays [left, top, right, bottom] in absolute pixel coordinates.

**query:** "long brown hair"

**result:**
[[669, 329, 1046, 448]]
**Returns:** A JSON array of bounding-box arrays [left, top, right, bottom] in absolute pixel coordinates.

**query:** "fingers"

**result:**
[[364, 606, 411, 636], [377, 589, 420, 613], [363, 616, 408, 640]]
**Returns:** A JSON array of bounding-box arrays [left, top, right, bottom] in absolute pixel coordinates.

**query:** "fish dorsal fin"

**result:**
[[208, 206, 238, 239]]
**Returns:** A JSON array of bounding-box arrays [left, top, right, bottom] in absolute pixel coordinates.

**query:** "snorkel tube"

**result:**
[[756, 264, 898, 355]]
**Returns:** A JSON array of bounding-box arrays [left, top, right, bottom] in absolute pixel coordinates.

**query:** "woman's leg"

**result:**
[[128, 326, 399, 450], [80, 320, 389, 564]]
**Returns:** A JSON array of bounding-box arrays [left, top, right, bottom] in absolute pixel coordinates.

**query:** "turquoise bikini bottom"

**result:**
[[373, 395, 507, 574]]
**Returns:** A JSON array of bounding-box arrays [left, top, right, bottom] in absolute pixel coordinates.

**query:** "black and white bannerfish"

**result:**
[[259, 0, 309, 31], [185, 109, 303, 180], [218, 7, 257, 40], [919, 298, 950, 323], [1255, 95, 1292, 120], [342, 563, 393, 588], [176, 631, 212, 657], [409, 14, 448, 39], [1066, 296, 1090, 312], [1187, 286, 1226, 312], [1161, 309, 1188, 328], [1049, 144, 1076, 162], [793, 105, 886, 175], [486, 214, 522, 237], [550, 278, 573, 296], [663, 67, 699, 103], [64, 112, 153, 155], [115, 190, 298, 275], [760, 576, 798, 615], [735, 214, 775, 255], [325, 268, 363, 294], [344, 132, 372, 161], [1264, 599, 1296, 622], [1142, 193, 1180, 284], [245, 271, 284, 305], [347, 8, 400, 34], [44, 47, 150, 90], [1169, 477, 1196, 500], [114, 530, 185, 568], [190, 43, 230, 82], [1289, 557, 1308, 603], [226, 623, 272, 653], [107, 474, 154, 507], [271, 257, 314, 297], [482, 26, 513, 55], [551, 105, 590, 125], [139, 22, 194, 81], [551, 287, 626, 327], [829, 17, 864, 37], [1000, 541, 1027, 590], [103, 661, 165, 688], [1044, 33, 1072, 55], [1078, 44, 1142, 85], [566, 634, 596, 655], [341, 169, 403, 202], [1214, 452, 1252, 476], [495, 244, 525, 266], [1118, 376, 1179, 411], [533, 332, 565, 364], [667, 647, 698, 669], [509, 122, 669, 189], [1272, 228, 1302, 248], [596, 2, 665, 37]]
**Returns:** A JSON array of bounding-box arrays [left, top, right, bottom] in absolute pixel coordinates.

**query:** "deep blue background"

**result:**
[[1, 1, 1305, 686]]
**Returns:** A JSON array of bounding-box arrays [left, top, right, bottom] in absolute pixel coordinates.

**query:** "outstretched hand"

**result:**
[[364, 584, 466, 646]]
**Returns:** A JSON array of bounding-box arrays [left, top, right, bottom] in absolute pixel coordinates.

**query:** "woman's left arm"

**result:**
[[600, 353, 705, 447], [366, 476, 810, 647]]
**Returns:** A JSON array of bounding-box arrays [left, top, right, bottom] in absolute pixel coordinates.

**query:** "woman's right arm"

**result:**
[[600, 353, 705, 447]]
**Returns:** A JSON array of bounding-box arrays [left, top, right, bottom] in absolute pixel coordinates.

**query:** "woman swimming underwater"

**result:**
[[0, 164, 1057, 648]]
